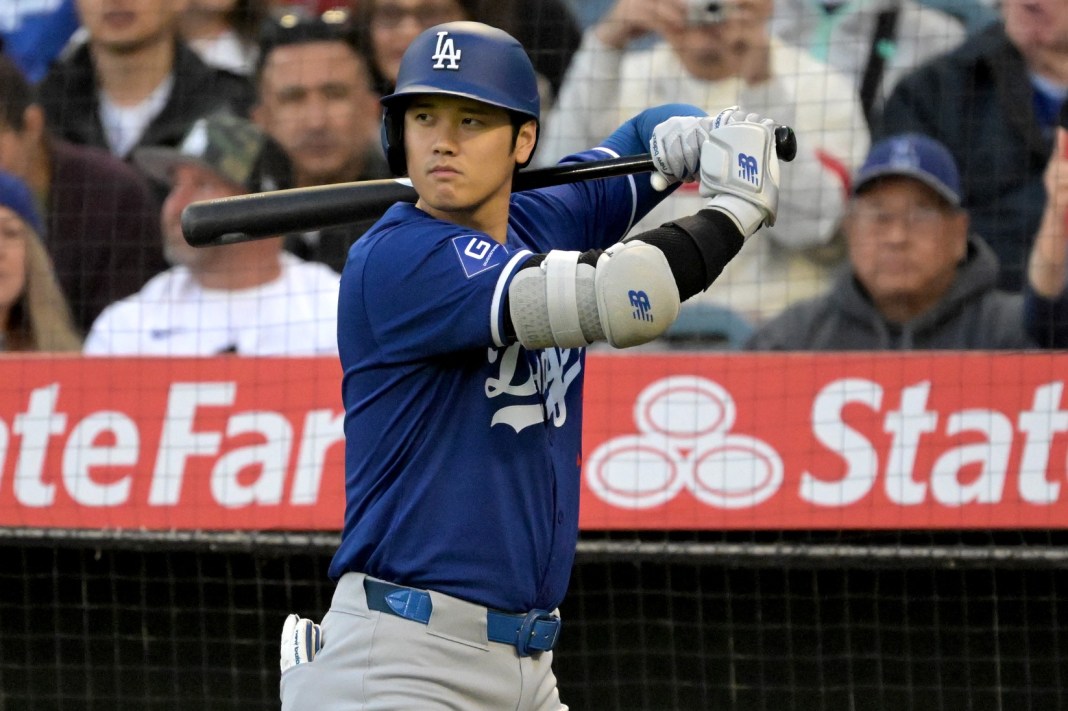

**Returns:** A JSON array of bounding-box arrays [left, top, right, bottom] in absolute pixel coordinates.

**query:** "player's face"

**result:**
[[0, 207, 29, 318], [255, 42, 378, 186], [161, 163, 244, 267], [1003, 0, 1068, 53], [370, 0, 468, 84], [75, 0, 187, 53], [404, 95, 536, 234], [846, 177, 969, 321]]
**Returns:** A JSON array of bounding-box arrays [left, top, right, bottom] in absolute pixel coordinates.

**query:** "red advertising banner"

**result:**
[[1, 353, 1067, 531]]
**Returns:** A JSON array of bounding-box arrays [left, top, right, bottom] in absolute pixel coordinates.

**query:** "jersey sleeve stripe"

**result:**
[[490, 249, 534, 347]]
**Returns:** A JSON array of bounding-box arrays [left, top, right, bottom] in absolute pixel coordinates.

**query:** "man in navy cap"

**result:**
[[746, 132, 1037, 350]]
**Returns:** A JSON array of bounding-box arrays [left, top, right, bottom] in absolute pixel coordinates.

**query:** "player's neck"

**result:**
[[417, 191, 512, 245]]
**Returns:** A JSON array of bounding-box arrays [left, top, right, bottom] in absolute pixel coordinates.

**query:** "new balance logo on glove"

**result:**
[[738, 154, 759, 185]]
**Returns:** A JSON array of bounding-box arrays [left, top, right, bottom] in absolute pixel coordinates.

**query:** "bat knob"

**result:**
[[774, 126, 798, 163]]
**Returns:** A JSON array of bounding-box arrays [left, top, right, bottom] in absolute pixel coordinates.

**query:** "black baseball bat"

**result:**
[[182, 126, 798, 247]]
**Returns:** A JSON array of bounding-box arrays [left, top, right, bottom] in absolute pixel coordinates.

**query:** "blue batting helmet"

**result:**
[[380, 21, 540, 176]]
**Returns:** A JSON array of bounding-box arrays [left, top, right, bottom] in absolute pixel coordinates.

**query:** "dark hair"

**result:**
[[0, 55, 34, 130], [255, 9, 367, 84], [226, 0, 270, 45]]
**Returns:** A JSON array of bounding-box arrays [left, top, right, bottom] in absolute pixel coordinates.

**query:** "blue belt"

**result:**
[[362, 578, 561, 657]]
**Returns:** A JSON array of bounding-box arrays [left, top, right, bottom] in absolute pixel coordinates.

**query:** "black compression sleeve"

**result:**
[[624, 209, 745, 301]]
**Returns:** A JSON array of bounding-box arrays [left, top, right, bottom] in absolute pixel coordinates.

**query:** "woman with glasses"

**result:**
[[0, 172, 81, 353]]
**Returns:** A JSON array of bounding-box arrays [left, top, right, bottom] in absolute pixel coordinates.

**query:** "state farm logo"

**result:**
[[585, 376, 783, 509]]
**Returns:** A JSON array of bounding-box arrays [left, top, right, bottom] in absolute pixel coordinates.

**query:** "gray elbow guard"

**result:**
[[509, 241, 681, 349]]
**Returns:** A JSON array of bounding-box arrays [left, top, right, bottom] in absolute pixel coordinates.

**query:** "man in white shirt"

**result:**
[[84, 114, 340, 356], [540, 0, 869, 327], [37, 0, 255, 163]]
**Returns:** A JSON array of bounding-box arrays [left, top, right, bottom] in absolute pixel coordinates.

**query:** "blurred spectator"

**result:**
[[878, 0, 1068, 292], [0, 0, 79, 82], [540, 0, 868, 326], [180, 0, 268, 75], [0, 56, 166, 334], [0, 171, 82, 352], [254, 10, 389, 272], [356, 0, 581, 106], [746, 134, 1036, 350], [358, 0, 468, 96], [37, 0, 256, 161], [1024, 114, 1068, 347], [83, 115, 340, 356], [770, 0, 966, 129]]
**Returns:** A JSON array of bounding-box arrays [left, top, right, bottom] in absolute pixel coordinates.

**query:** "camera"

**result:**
[[686, 0, 732, 25]]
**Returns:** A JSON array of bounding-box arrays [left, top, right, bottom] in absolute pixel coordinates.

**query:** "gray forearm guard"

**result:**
[[509, 241, 681, 349]]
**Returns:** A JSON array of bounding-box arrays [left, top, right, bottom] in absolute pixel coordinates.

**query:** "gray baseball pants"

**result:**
[[281, 572, 568, 710]]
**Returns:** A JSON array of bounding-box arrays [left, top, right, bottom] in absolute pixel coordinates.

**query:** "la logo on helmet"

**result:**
[[432, 31, 462, 70]]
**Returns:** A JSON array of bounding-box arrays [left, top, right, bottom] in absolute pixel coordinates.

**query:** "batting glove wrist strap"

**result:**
[[698, 122, 781, 234]]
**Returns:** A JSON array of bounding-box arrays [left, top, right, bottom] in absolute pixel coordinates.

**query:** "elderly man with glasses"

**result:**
[[746, 133, 1038, 350]]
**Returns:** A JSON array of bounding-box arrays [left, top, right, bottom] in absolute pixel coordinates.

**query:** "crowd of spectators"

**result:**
[[0, 0, 1065, 354]]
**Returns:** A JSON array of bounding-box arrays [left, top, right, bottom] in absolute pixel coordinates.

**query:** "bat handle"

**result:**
[[650, 124, 797, 191]]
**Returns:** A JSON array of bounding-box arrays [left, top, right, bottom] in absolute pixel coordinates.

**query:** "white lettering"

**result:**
[[801, 378, 881, 507], [1017, 382, 1068, 504], [538, 348, 581, 427], [211, 412, 291, 507], [884, 382, 937, 505], [13, 384, 66, 507], [290, 410, 344, 505], [149, 382, 234, 505], [62, 412, 138, 506], [431, 31, 462, 69], [464, 238, 490, 260], [486, 343, 543, 433], [930, 410, 1011, 505]]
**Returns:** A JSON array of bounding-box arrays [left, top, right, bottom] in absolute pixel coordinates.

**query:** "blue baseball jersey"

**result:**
[[329, 106, 705, 613]]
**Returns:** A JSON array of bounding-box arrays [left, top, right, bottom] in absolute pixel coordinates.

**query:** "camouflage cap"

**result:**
[[134, 114, 288, 192]]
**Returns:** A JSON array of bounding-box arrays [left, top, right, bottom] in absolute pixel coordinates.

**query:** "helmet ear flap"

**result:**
[[381, 105, 407, 176]]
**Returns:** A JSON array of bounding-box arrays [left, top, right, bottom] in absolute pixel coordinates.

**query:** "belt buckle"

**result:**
[[514, 609, 560, 657]]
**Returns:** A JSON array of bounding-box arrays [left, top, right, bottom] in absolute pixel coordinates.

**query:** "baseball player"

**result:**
[[280, 21, 784, 710]]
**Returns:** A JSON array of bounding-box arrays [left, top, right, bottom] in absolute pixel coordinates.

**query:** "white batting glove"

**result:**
[[649, 106, 749, 190], [280, 613, 323, 673], [699, 118, 782, 236]]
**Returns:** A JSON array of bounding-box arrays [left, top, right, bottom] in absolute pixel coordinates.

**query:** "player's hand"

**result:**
[[649, 107, 759, 190], [698, 117, 782, 236], [280, 613, 323, 673]]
